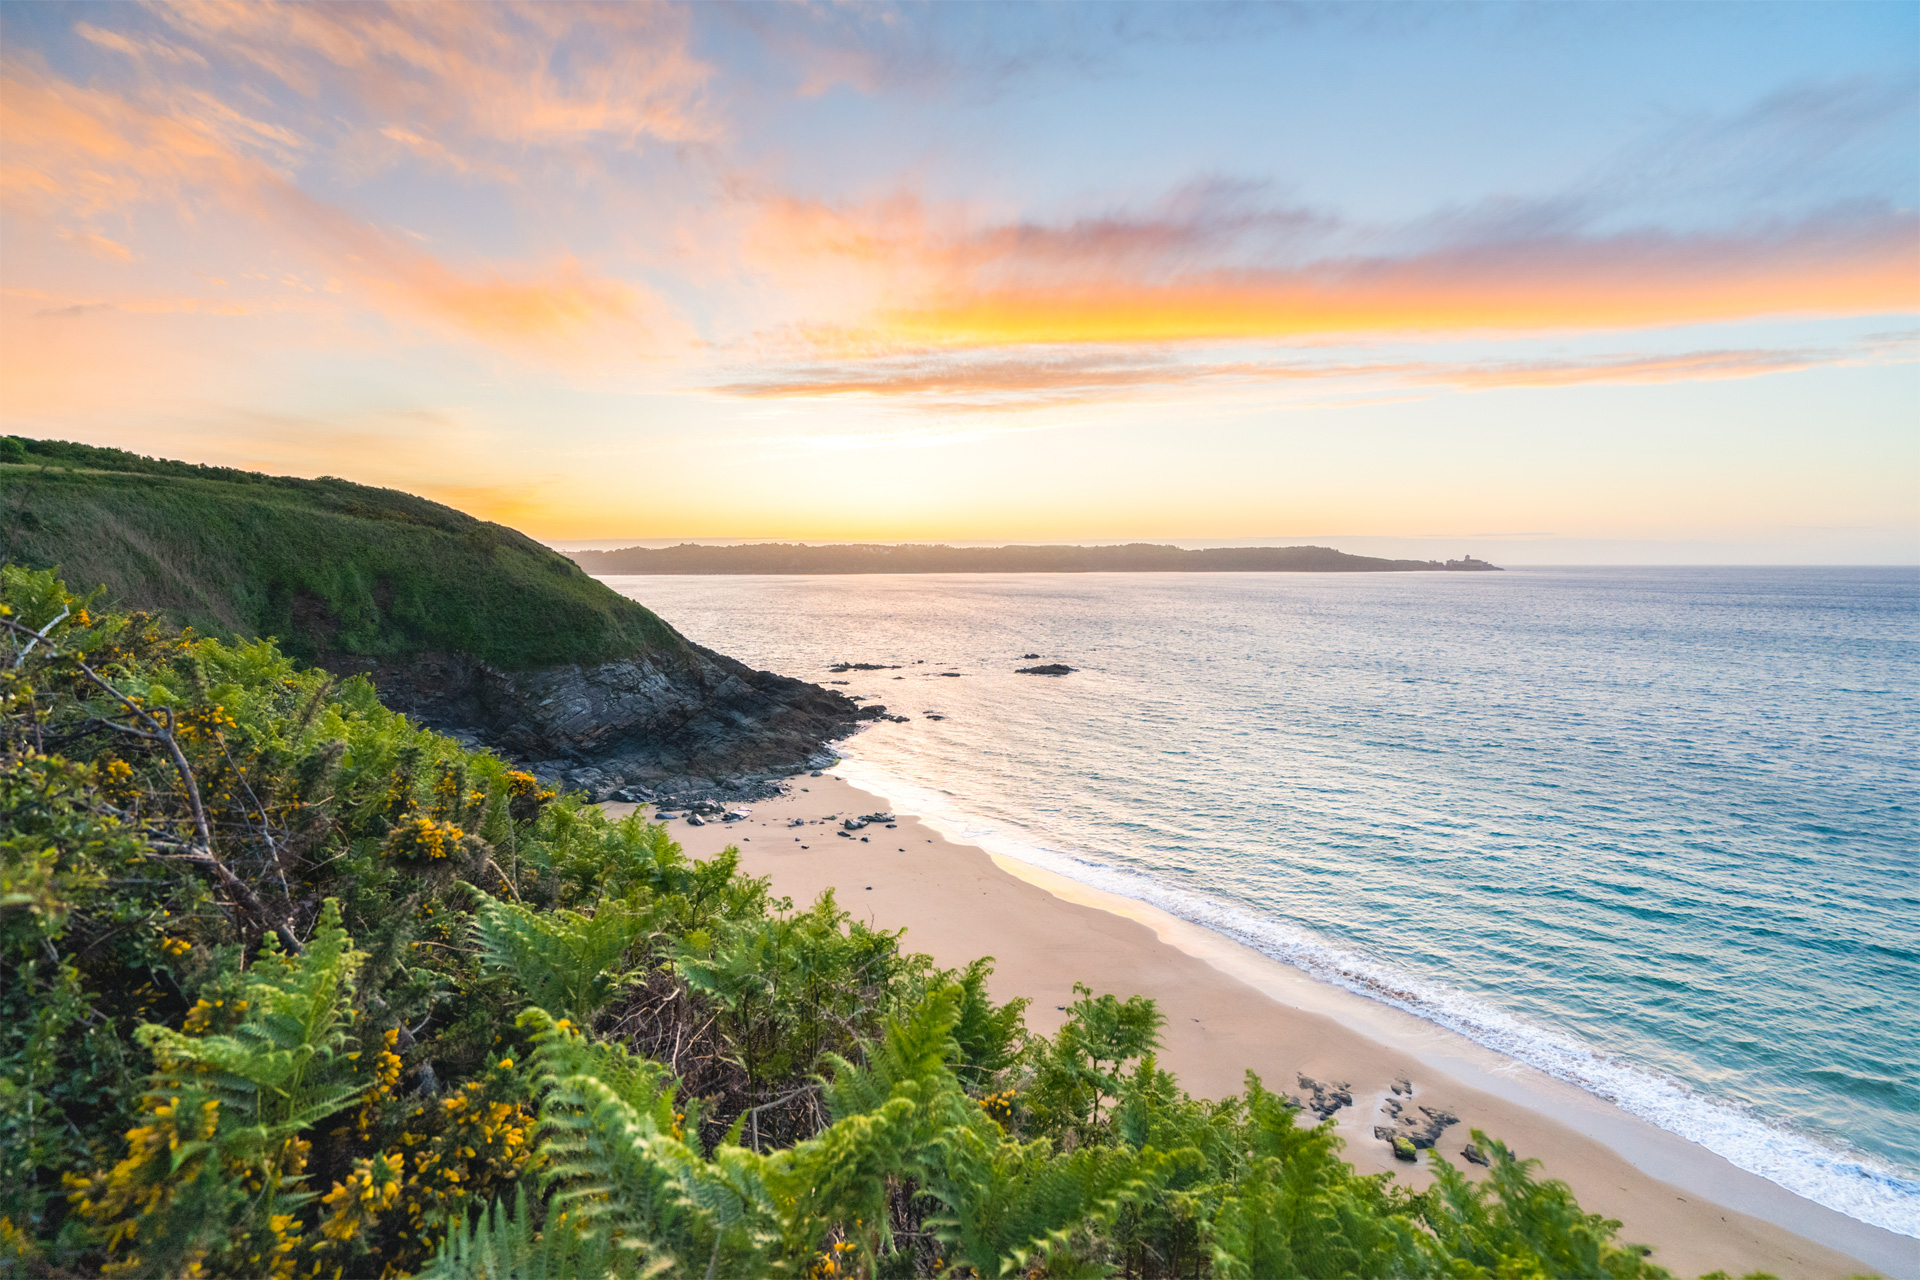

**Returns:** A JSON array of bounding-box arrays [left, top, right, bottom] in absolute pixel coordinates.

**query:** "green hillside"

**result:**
[[0, 436, 682, 670]]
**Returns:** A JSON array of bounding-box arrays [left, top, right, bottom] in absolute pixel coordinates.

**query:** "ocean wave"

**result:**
[[833, 752, 1920, 1239]]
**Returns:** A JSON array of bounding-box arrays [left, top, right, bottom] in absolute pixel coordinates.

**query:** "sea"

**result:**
[[602, 566, 1919, 1236]]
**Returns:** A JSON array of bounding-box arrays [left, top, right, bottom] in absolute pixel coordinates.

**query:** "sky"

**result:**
[[1, 1, 1915, 562]]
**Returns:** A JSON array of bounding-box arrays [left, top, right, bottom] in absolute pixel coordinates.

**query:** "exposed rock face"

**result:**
[[327, 642, 885, 797]]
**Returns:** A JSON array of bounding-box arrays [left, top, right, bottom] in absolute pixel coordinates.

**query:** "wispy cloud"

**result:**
[[56, 227, 135, 262], [920, 215, 1913, 346], [73, 20, 208, 69], [746, 193, 1916, 351], [714, 335, 1912, 412], [149, 1, 716, 149], [0, 59, 677, 356]]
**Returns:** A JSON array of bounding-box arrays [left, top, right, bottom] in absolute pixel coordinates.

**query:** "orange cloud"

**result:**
[[56, 228, 135, 262], [714, 340, 1905, 411], [0, 59, 673, 355], [744, 188, 1917, 349], [73, 21, 208, 68], [149, 1, 715, 148], [1434, 348, 1837, 388], [377, 126, 519, 183], [877, 218, 1919, 346]]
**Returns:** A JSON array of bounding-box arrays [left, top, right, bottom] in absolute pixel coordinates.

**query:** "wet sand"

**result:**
[[606, 776, 1911, 1279]]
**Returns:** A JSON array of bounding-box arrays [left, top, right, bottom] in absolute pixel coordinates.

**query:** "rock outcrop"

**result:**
[[330, 641, 887, 798]]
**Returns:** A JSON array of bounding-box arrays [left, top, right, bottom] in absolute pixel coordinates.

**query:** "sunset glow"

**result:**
[[1, 2, 1914, 559]]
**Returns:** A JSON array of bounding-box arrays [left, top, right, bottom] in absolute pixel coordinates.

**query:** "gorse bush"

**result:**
[[0, 566, 1731, 1278]]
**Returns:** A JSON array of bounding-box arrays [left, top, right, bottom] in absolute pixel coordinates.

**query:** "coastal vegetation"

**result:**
[[0, 437, 681, 670], [2, 564, 1739, 1279], [568, 542, 1502, 575]]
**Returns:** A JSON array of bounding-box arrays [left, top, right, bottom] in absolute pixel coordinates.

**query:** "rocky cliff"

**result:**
[[334, 645, 885, 799], [1, 437, 879, 798]]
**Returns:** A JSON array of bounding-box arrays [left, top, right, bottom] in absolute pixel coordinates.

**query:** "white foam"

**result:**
[[832, 751, 1920, 1238]]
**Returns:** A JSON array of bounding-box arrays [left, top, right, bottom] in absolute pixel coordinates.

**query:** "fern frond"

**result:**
[[472, 889, 647, 1023], [519, 1008, 780, 1274], [418, 1185, 665, 1280], [134, 898, 367, 1134], [931, 1127, 1180, 1278]]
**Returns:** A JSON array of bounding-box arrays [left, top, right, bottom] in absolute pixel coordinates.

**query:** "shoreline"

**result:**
[[611, 774, 1914, 1279]]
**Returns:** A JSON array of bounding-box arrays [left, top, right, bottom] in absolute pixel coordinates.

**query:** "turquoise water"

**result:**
[[603, 567, 1920, 1234]]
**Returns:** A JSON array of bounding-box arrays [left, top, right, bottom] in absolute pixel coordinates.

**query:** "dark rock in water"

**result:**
[[936, 671, 964, 677], [829, 662, 901, 672], [1295, 1075, 1353, 1120], [924, 713, 946, 721], [1390, 1077, 1412, 1097], [1016, 664, 1075, 676], [1391, 1135, 1418, 1163], [1462, 1143, 1489, 1166], [1020, 653, 1041, 660]]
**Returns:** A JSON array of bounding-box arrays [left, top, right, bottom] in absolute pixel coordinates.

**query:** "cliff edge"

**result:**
[[0, 437, 876, 795]]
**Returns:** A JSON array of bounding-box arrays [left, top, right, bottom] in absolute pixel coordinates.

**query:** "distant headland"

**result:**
[[569, 542, 1503, 575]]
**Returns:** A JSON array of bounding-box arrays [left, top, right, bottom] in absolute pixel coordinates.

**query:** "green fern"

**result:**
[[470, 889, 648, 1024], [1418, 1131, 1673, 1279], [141, 901, 365, 1134], [931, 1125, 1181, 1278], [518, 1008, 781, 1277], [78, 900, 369, 1277], [419, 1185, 656, 1280]]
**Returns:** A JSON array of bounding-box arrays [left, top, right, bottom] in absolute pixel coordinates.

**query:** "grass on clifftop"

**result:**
[[0, 436, 682, 671]]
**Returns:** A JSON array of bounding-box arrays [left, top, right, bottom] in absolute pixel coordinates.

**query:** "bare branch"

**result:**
[[11, 605, 68, 669], [2, 615, 304, 954]]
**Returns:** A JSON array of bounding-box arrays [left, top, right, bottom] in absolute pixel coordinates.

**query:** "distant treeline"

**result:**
[[570, 541, 1501, 575]]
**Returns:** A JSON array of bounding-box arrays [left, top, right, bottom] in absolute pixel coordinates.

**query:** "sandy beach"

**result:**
[[608, 776, 1914, 1279]]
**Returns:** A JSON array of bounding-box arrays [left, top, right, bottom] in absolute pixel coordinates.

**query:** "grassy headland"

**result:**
[[0, 436, 682, 670], [571, 541, 1502, 574], [0, 438, 876, 792]]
